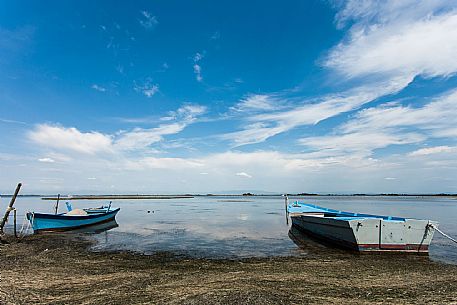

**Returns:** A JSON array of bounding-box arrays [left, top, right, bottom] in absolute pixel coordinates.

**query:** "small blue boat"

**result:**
[[26, 208, 120, 233]]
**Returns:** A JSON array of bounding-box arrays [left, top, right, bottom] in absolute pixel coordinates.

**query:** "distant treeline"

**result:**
[[0, 193, 455, 198], [288, 193, 457, 197], [41, 195, 194, 200]]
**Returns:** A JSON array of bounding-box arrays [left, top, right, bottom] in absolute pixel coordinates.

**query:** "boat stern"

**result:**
[[349, 218, 438, 253]]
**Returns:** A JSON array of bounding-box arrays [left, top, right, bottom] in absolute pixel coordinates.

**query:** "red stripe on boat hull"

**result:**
[[358, 244, 429, 252]]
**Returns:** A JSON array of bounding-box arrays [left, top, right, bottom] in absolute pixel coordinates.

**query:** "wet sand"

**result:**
[[1, 234, 457, 305]]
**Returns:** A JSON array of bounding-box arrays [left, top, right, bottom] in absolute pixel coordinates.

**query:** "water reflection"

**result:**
[[288, 225, 367, 259], [70, 220, 119, 234], [288, 225, 335, 253], [7, 196, 457, 264]]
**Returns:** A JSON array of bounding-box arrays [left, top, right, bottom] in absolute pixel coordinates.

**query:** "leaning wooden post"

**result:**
[[284, 194, 289, 225], [0, 183, 22, 236], [13, 208, 17, 238], [54, 193, 60, 215]]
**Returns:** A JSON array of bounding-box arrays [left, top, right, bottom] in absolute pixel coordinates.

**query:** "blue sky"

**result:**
[[1, 0, 457, 194]]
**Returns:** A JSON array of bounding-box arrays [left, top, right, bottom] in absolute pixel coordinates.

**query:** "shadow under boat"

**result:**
[[289, 224, 433, 262], [55, 219, 119, 234], [288, 225, 349, 255]]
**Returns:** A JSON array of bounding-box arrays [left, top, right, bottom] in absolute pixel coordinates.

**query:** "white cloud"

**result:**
[[5, 146, 457, 193], [298, 88, 457, 158], [193, 52, 204, 62], [38, 157, 55, 163], [114, 123, 187, 150], [115, 105, 205, 150], [91, 84, 106, 92], [126, 157, 203, 170], [0, 118, 26, 125], [384, 177, 396, 180], [28, 124, 113, 155], [134, 80, 159, 97], [223, 76, 411, 146], [192, 52, 205, 82], [236, 172, 252, 178], [409, 146, 456, 157], [299, 131, 425, 157], [341, 89, 457, 137], [327, 1, 457, 80], [334, 0, 454, 29], [143, 85, 159, 97], [210, 31, 220, 40], [193, 64, 202, 82], [139, 11, 158, 29], [231, 94, 279, 112], [29, 104, 206, 154]]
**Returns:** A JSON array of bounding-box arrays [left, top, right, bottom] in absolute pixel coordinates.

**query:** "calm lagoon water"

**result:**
[[3, 195, 457, 264]]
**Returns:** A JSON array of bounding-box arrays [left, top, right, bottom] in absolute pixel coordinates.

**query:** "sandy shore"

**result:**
[[1, 234, 457, 305]]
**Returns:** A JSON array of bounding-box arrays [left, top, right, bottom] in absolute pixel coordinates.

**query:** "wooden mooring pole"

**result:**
[[0, 183, 22, 236], [284, 194, 289, 225], [13, 208, 17, 238], [54, 193, 60, 215]]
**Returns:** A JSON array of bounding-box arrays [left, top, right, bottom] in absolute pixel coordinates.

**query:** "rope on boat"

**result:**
[[429, 224, 457, 245], [18, 212, 33, 238]]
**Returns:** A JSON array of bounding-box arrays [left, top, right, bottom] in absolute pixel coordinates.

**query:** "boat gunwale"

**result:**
[[288, 202, 409, 221], [27, 208, 120, 220]]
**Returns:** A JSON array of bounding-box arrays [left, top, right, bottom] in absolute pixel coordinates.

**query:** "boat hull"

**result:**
[[291, 215, 437, 253], [26, 208, 120, 233]]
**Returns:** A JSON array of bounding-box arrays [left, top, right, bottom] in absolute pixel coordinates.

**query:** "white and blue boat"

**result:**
[[65, 201, 112, 214], [287, 200, 438, 253], [26, 207, 120, 233]]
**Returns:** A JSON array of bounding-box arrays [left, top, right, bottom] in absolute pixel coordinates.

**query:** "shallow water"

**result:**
[[3, 195, 457, 264]]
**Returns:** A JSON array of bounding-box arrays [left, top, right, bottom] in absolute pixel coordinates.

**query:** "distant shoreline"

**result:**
[[40, 195, 195, 200], [0, 193, 455, 199]]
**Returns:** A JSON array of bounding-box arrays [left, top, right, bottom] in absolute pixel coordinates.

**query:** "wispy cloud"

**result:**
[[341, 89, 457, 137], [222, 77, 411, 146], [139, 10, 158, 29], [28, 104, 207, 154], [327, 1, 457, 81], [231, 94, 280, 112], [409, 146, 456, 157], [236, 172, 252, 178], [38, 157, 55, 163], [192, 52, 205, 82], [298, 89, 457, 158], [134, 79, 159, 97], [125, 156, 203, 170], [0, 25, 35, 52], [193, 64, 202, 82], [210, 31, 221, 40], [0, 118, 26, 125], [91, 84, 106, 92], [299, 130, 425, 158]]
